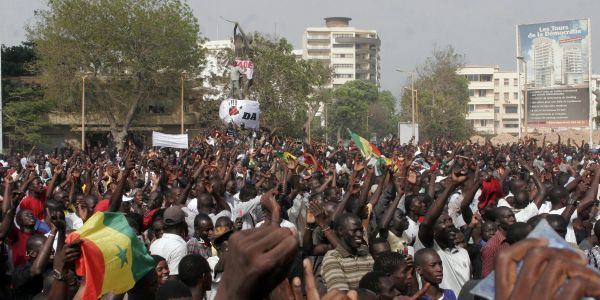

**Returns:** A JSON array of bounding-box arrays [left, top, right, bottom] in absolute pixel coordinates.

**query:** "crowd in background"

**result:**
[[0, 127, 599, 300]]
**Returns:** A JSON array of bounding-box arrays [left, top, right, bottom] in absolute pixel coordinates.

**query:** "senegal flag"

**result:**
[[66, 212, 155, 299], [275, 151, 296, 164], [348, 128, 381, 159]]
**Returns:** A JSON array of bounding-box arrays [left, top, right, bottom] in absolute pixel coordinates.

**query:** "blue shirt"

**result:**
[[420, 288, 457, 300]]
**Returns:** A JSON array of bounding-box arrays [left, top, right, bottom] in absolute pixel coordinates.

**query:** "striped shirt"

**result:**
[[321, 245, 374, 291], [481, 230, 509, 277]]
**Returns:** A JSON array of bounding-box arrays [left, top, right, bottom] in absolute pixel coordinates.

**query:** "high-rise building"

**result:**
[[457, 66, 521, 134], [533, 37, 555, 87], [302, 17, 381, 88], [561, 42, 584, 85]]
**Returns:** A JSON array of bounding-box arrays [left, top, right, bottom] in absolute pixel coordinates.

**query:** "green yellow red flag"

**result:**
[[66, 212, 154, 299]]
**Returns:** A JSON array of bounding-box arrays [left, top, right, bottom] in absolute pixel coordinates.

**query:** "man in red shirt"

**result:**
[[19, 177, 47, 221], [2, 209, 43, 267], [481, 207, 515, 276]]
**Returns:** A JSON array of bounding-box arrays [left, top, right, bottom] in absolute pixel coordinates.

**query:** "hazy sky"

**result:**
[[2, 0, 599, 93]]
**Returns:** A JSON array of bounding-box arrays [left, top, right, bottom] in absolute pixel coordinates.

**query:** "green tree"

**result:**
[[1, 43, 37, 77], [329, 80, 379, 140], [2, 43, 53, 151], [369, 90, 398, 140], [399, 46, 472, 140], [28, 0, 204, 148], [3, 85, 52, 150], [226, 34, 331, 138]]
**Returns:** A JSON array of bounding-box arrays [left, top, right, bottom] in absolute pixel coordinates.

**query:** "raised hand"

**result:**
[[216, 226, 299, 300], [495, 238, 600, 300]]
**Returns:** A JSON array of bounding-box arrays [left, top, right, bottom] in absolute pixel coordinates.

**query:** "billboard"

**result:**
[[517, 19, 591, 127]]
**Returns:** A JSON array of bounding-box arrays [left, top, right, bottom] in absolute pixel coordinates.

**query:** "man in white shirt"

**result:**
[[150, 206, 188, 276]]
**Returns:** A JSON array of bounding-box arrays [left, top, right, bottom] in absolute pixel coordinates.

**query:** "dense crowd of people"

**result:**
[[0, 127, 599, 300]]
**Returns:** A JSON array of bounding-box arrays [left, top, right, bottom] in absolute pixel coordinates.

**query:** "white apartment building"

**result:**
[[458, 66, 521, 134], [459, 65, 599, 135], [302, 17, 381, 87]]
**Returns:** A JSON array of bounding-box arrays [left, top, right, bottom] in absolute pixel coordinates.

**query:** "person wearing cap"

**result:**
[[150, 206, 188, 277]]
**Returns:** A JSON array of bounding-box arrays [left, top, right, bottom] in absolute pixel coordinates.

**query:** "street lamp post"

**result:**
[[517, 56, 528, 136], [396, 69, 416, 139], [81, 75, 87, 150], [180, 72, 186, 134]]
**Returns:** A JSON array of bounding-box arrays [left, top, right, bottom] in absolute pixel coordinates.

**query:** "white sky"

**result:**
[[2, 0, 599, 93]]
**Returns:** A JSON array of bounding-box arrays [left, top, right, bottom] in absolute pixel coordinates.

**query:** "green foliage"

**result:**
[[28, 0, 204, 146], [369, 90, 399, 139], [329, 80, 381, 138], [1, 43, 37, 76], [246, 34, 331, 137], [3, 84, 52, 149], [399, 46, 472, 140]]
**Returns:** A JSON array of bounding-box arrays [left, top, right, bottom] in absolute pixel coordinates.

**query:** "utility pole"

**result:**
[[81, 75, 87, 150]]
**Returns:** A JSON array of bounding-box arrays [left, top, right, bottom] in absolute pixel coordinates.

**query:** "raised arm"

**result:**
[[519, 159, 547, 208], [378, 175, 405, 233], [419, 172, 465, 248], [175, 160, 206, 206], [563, 165, 600, 221], [46, 164, 63, 199], [108, 151, 135, 212]]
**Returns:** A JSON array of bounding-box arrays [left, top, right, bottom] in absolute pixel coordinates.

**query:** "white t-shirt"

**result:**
[[206, 256, 221, 300], [150, 233, 187, 275], [543, 206, 578, 244], [256, 219, 298, 237], [405, 217, 419, 244], [65, 212, 84, 231], [497, 199, 539, 222], [414, 237, 471, 296]]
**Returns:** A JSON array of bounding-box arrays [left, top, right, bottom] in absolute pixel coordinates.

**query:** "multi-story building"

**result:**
[[533, 37, 555, 88], [459, 65, 599, 135], [458, 66, 520, 134], [302, 17, 381, 88], [561, 41, 584, 85]]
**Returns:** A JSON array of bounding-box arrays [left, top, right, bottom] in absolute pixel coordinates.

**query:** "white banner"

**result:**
[[152, 131, 189, 149], [219, 99, 261, 129]]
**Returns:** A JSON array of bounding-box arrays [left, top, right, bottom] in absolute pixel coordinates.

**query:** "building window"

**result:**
[[504, 78, 509, 86], [504, 92, 509, 101], [332, 33, 353, 38], [466, 74, 480, 81], [332, 53, 353, 58], [480, 74, 492, 81], [504, 124, 519, 128], [480, 120, 487, 127], [333, 64, 353, 68], [494, 93, 499, 101], [513, 78, 518, 86], [332, 43, 353, 48], [514, 92, 518, 100], [505, 105, 518, 114], [478, 89, 487, 97], [469, 90, 475, 97], [494, 106, 500, 113], [494, 78, 499, 87], [468, 104, 475, 112], [334, 74, 353, 78]]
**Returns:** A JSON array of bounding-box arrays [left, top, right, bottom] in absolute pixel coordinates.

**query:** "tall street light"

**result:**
[[517, 56, 528, 136], [396, 69, 416, 139], [81, 74, 88, 150], [180, 71, 187, 134]]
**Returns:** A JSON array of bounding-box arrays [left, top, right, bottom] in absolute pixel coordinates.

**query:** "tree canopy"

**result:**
[[28, 0, 204, 148], [399, 46, 472, 140], [329, 80, 397, 140]]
